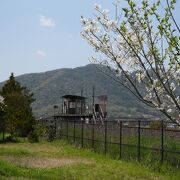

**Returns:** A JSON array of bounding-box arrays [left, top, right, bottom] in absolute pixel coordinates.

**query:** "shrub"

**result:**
[[28, 131, 39, 143], [33, 124, 47, 138], [4, 135, 19, 143], [47, 125, 56, 142], [149, 121, 166, 129]]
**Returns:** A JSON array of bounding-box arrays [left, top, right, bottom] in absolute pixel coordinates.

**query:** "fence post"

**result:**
[[161, 120, 164, 164], [104, 121, 107, 155], [54, 116, 57, 138], [73, 120, 76, 143], [92, 121, 95, 150], [138, 121, 141, 162], [119, 121, 122, 159], [81, 120, 84, 148], [67, 120, 68, 140], [60, 119, 62, 139]]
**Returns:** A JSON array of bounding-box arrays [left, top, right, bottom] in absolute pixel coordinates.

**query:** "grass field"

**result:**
[[0, 140, 179, 180]]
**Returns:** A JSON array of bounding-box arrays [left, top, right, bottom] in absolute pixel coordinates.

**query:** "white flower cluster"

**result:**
[[81, 1, 180, 124], [81, 17, 100, 33]]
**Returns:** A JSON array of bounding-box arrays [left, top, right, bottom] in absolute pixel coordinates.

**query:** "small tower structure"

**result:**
[[54, 95, 92, 123], [54, 92, 108, 124], [62, 95, 86, 115]]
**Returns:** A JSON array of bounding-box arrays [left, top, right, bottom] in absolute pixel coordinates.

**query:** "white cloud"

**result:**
[[40, 15, 56, 28], [36, 50, 47, 58]]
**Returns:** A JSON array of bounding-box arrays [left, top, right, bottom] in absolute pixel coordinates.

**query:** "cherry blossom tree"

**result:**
[[81, 0, 180, 125]]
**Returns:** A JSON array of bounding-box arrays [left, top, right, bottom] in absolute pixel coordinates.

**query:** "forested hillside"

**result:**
[[1, 64, 162, 118]]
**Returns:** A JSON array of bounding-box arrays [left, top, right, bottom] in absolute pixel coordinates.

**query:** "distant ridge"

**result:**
[[0, 64, 161, 118]]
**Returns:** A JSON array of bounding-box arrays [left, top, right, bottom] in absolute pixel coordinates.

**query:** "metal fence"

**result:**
[[44, 118, 180, 167]]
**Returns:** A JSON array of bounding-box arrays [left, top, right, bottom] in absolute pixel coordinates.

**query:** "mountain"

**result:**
[[0, 64, 161, 119]]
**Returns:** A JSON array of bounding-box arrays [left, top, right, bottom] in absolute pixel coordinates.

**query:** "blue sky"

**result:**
[[0, 0, 179, 82]]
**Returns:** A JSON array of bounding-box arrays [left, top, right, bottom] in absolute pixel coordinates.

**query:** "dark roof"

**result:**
[[62, 95, 86, 100]]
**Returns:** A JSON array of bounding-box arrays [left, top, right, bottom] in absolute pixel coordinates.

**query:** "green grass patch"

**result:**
[[0, 140, 179, 179]]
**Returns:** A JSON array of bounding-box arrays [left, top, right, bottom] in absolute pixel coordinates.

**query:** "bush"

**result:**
[[33, 124, 47, 138], [47, 125, 56, 142], [4, 135, 19, 143], [28, 131, 39, 143], [149, 121, 166, 129]]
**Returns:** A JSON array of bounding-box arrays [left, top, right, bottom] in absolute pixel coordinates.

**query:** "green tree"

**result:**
[[0, 97, 5, 141], [1, 73, 35, 137]]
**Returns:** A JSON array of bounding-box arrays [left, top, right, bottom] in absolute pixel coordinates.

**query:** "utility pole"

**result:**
[[92, 86, 95, 111], [81, 90, 83, 114], [61, 97, 63, 114]]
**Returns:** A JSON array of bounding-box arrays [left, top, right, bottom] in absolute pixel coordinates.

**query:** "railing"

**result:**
[[42, 118, 180, 167]]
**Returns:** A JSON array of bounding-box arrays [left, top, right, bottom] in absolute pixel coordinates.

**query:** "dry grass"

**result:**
[[0, 156, 92, 169]]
